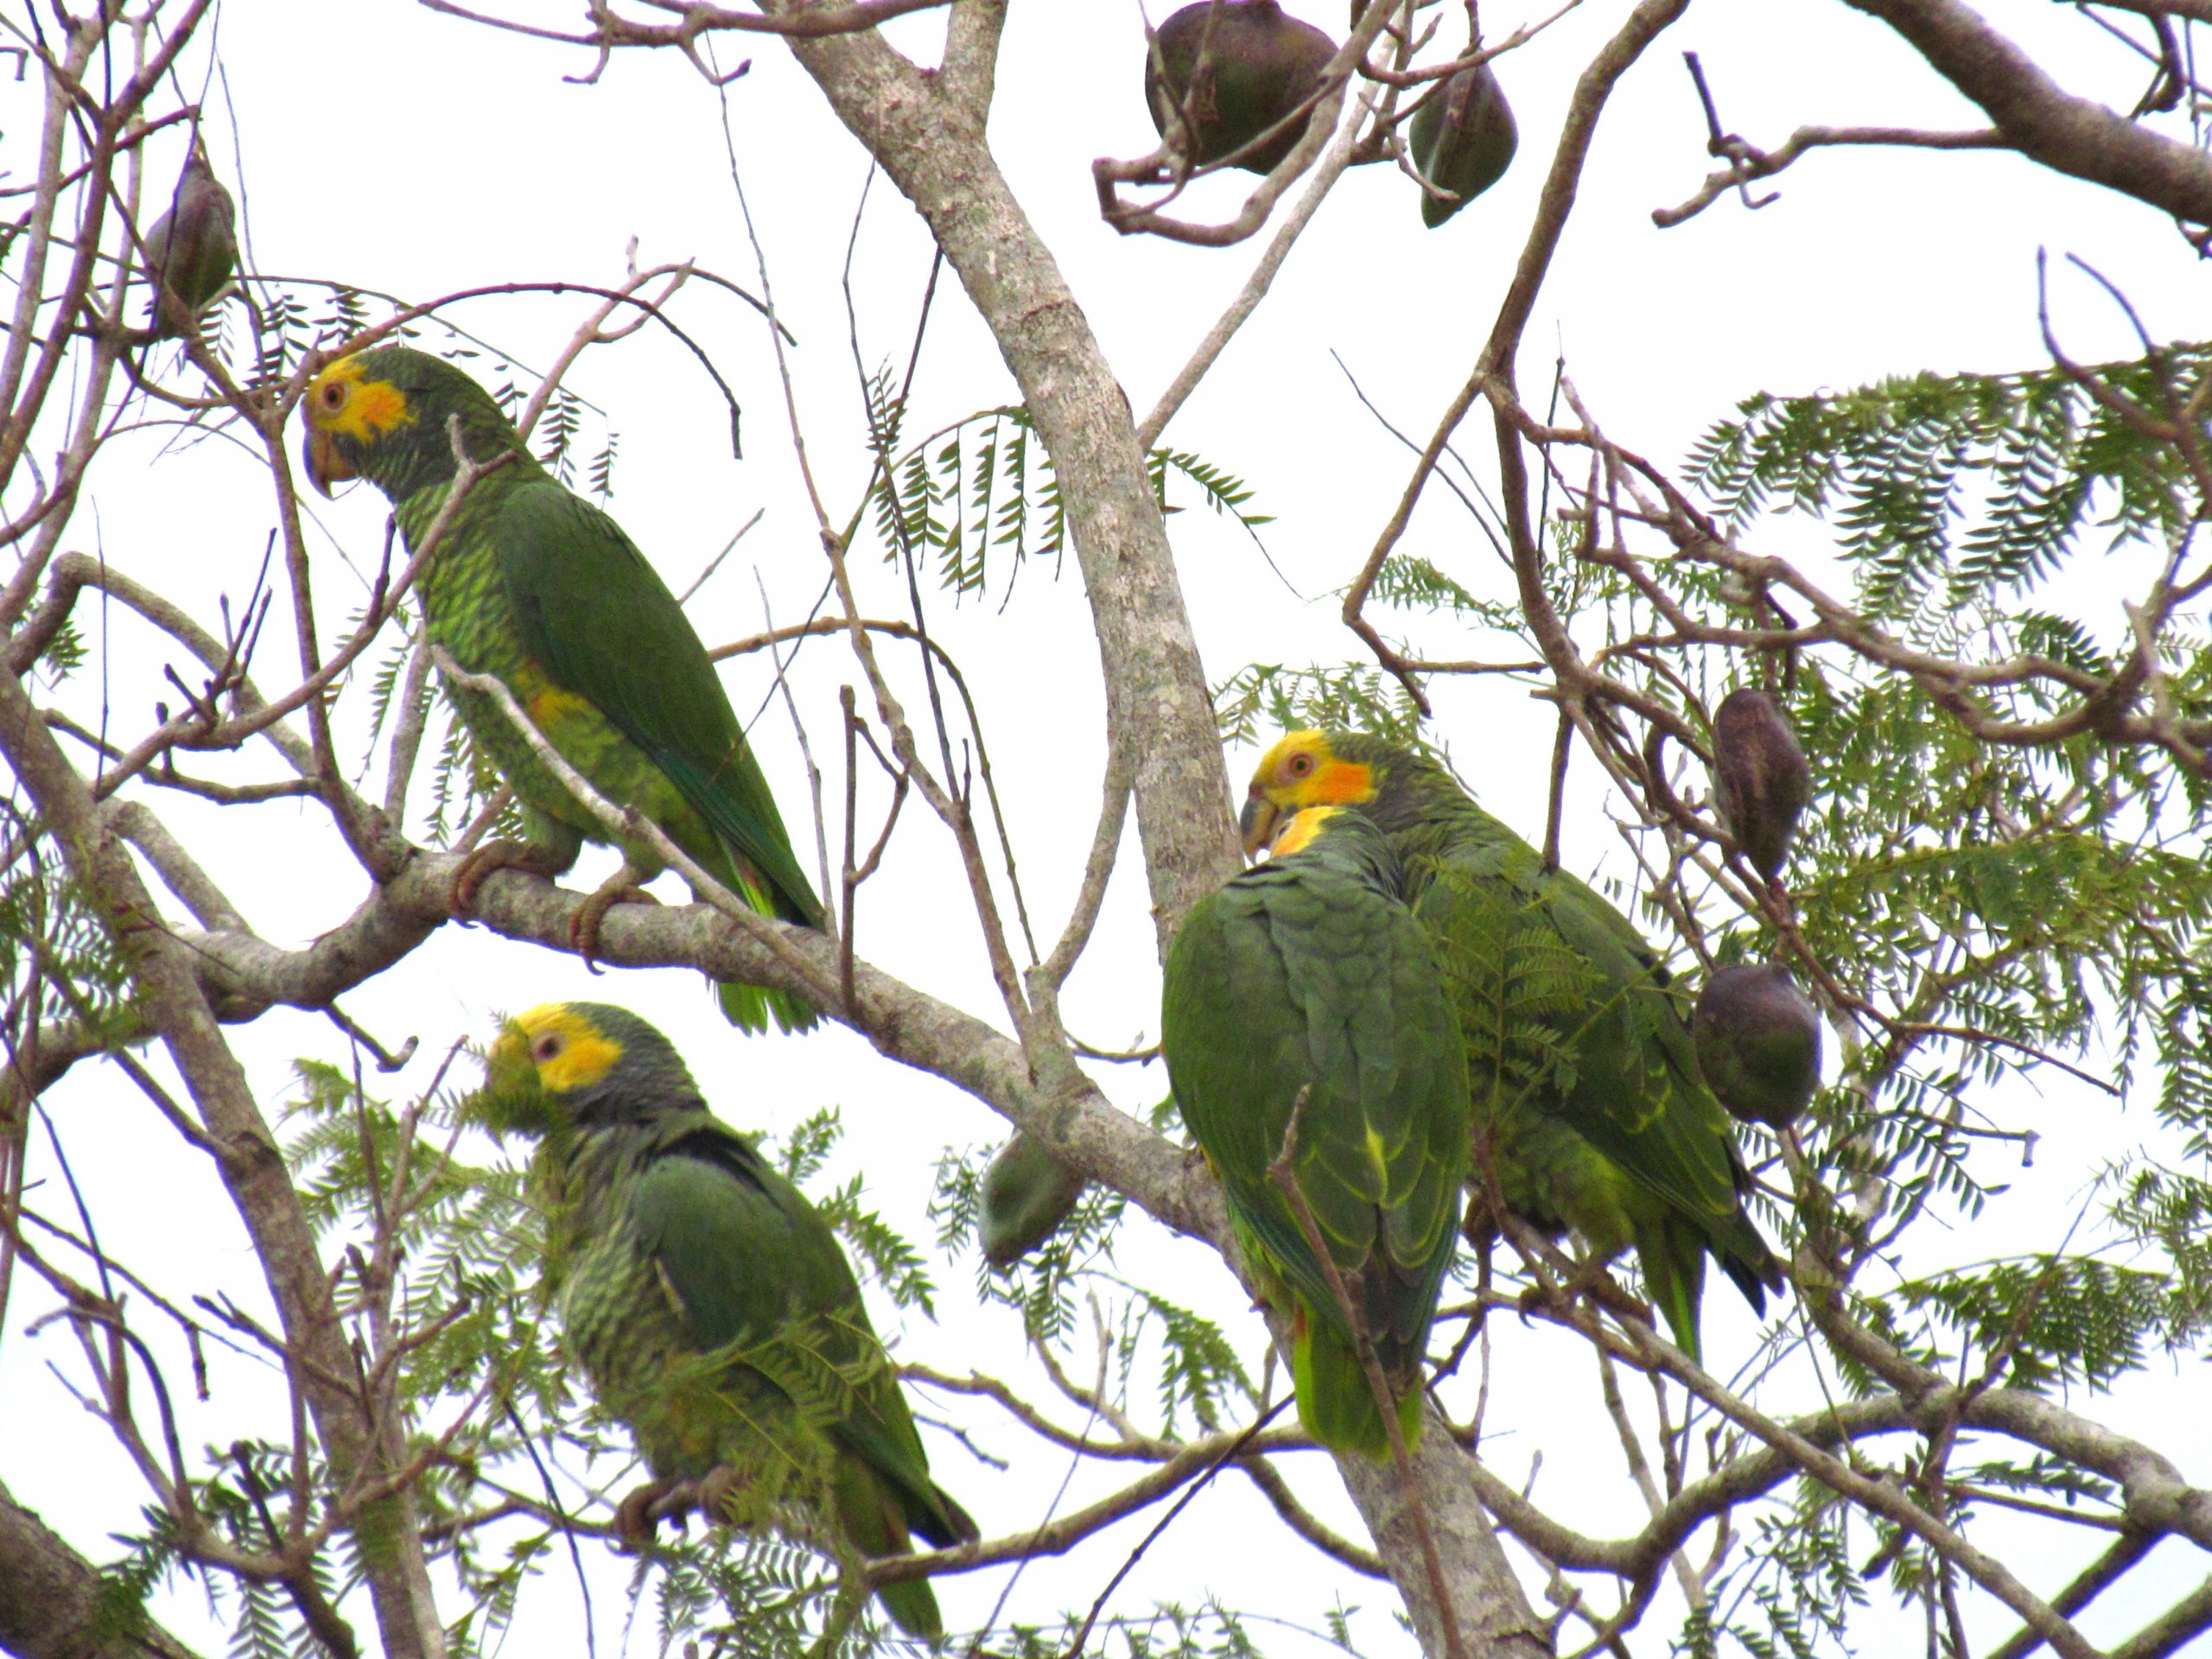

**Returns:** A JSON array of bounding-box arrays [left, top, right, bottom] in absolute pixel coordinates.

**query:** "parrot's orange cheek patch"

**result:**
[[1309, 760, 1375, 804], [306, 356, 413, 448], [346, 377, 410, 438]]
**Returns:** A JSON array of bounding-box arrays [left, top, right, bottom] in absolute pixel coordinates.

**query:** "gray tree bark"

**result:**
[[0, 1478, 199, 1659], [763, 4, 1552, 1650], [0, 661, 443, 1659]]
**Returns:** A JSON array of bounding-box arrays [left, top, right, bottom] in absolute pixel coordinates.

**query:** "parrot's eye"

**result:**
[[317, 382, 345, 411], [532, 1033, 565, 1064], [1287, 752, 1315, 779]]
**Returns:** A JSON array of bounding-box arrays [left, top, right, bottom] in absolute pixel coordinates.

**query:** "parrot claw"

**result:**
[[570, 873, 661, 971], [449, 838, 565, 919], [693, 1462, 752, 1528], [611, 1475, 690, 1551]]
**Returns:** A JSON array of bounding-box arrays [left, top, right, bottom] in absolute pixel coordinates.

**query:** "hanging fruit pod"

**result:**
[[1408, 57, 1517, 227], [1710, 687, 1813, 882], [1146, 0, 1339, 174], [144, 137, 237, 339], [1694, 964, 1823, 1130]]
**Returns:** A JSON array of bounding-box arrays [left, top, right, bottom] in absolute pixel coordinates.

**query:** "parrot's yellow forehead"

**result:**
[[1249, 730, 1375, 807], [305, 354, 411, 445], [503, 1003, 623, 1095], [1268, 805, 1341, 857]]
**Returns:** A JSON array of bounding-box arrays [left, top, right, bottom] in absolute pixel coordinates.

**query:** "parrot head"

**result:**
[[467, 1001, 704, 1143], [1239, 729, 1390, 855], [301, 345, 522, 503]]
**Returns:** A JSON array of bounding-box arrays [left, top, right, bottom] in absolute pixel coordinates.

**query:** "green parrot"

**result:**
[[302, 346, 822, 1033], [1161, 804, 1468, 1461], [468, 1001, 977, 1637], [1240, 731, 1782, 1361], [143, 137, 236, 339]]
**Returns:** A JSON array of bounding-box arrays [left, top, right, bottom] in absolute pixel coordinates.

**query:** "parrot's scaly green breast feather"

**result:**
[[1163, 809, 1468, 1458], [462, 1003, 973, 1634]]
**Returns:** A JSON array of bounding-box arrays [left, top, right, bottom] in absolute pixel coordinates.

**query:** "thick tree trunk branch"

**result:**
[[0, 659, 441, 1659], [1339, 1423, 1552, 1659], [771, 10, 1243, 954], [1845, 0, 2212, 222], [0, 1477, 200, 1659], [168, 851, 1218, 1243]]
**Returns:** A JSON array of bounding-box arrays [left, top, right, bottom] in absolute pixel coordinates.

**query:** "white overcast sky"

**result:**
[[4, 1, 2208, 1655]]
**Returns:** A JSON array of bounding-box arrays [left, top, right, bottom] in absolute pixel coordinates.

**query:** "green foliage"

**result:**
[[0, 847, 136, 1045], [1365, 552, 1522, 632], [424, 680, 526, 846], [993, 1598, 1366, 1659], [2101, 1159, 2212, 1344], [1687, 350, 2208, 618], [1122, 1287, 1256, 1436], [772, 1104, 846, 1187], [1695, 1484, 1865, 1659], [26, 616, 84, 682], [927, 1139, 1259, 1452], [268, 1056, 584, 1657], [1213, 663, 1429, 749], [931, 1138, 1128, 1349], [866, 404, 1270, 599], [758, 1106, 938, 1316], [1897, 1254, 2180, 1391]]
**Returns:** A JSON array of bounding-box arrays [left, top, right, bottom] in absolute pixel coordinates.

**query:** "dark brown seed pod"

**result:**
[[144, 138, 237, 340], [1145, 0, 1339, 175], [1408, 59, 1517, 228], [1694, 963, 1822, 1130], [1711, 687, 1811, 881]]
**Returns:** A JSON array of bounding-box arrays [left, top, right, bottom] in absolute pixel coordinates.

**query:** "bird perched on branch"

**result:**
[[1162, 804, 1468, 1460], [1241, 730, 1782, 1360], [142, 137, 236, 340], [302, 345, 822, 1032], [467, 1002, 976, 1637]]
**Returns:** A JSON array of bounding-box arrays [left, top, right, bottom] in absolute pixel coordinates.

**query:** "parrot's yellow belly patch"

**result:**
[[527, 684, 594, 725]]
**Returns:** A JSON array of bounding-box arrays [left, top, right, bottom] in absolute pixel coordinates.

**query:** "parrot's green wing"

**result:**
[[1162, 818, 1466, 1460], [493, 480, 822, 929], [631, 1122, 974, 1553], [1412, 807, 1779, 1355]]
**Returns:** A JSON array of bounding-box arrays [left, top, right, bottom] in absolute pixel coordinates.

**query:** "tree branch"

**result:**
[[0, 1474, 202, 1659], [1845, 0, 2212, 222]]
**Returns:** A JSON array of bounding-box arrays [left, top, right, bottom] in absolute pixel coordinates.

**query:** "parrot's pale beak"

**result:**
[[302, 424, 352, 497], [1238, 790, 1280, 861]]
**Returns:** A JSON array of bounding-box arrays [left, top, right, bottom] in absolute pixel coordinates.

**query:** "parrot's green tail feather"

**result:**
[[1635, 1220, 1710, 1362], [832, 1460, 944, 1639], [876, 1579, 944, 1642], [1291, 1306, 1421, 1464], [705, 855, 819, 1033], [715, 977, 819, 1034]]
